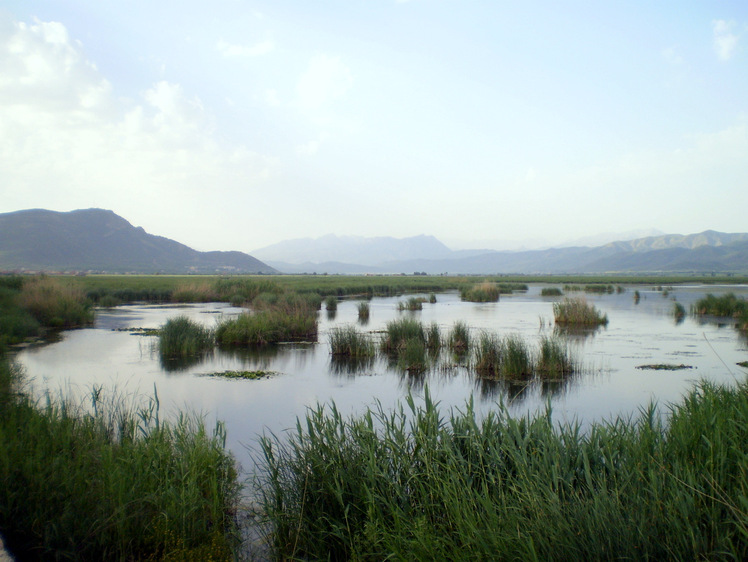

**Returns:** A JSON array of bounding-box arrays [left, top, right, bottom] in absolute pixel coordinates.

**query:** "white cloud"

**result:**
[[296, 54, 353, 110], [216, 39, 274, 57], [712, 20, 738, 61], [0, 18, 275, 249], [661, 46, 683, 65]]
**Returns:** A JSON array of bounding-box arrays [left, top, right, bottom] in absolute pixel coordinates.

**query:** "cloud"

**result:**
[[216, 39, 274, 57], [661, 46, 683, 65], [296, 54, 353, 110], [0, 18, 275, 248], [712, 20, 738, 61]]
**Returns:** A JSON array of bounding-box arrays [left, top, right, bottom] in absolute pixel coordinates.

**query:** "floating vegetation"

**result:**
[[541, 287, 563, 297], [202, 370, 276, 380], [736, 361, 748, 368], [553, 297, 608, 327], [636, 364, 693, 371]]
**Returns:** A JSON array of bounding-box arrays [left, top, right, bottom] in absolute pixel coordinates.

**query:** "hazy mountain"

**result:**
[[252, 234, 459, 265], [261, 230, 748, 275], [558, 228, 666, 248], [0, 208, 276, 274]]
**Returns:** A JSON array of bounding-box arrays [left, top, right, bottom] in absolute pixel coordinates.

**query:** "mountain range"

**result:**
[[253, 232, 748, 275], [1, 208, 747, 275], [0, 208, 276, 274]]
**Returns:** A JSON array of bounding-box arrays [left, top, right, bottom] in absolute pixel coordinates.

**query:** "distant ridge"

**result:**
[[0, 208, 276, 274], [258, 230, 748, 275]]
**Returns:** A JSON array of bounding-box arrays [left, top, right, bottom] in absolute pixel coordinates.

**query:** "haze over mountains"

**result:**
[[1, 208, 747, 275]]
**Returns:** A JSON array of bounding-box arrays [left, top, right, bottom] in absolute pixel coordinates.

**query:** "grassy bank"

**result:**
[[258, 379, 748, 560], [0, 359, 239, 561]]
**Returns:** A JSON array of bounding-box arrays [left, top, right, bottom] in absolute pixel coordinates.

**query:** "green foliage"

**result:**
[[536, 335, 575, 378], [357, 301, 370, 321], [380, 318, 425, 353], [693, 293, 748, 318], [553, 297, 608, 327], [0, 359, 239, 561], [397, 297, 426, 311], [17, 276, 94, 329], [324, 295, 338, 312], [460, 282, 500, 302], [673, 302, 686, 321], [447, 321, 471, 353], [541, 287, 563, 296], [258, 380, 748, 561], [425, 322, 441, 352], [329, 326, 375, 358], [215, 309, 317, 346], [158, 316, 214, 359]]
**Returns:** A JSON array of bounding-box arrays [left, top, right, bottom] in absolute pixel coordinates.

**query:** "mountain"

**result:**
[[252, 234, 459, 266], [0, 208, 276, 274], [262, 230, 748, 275]]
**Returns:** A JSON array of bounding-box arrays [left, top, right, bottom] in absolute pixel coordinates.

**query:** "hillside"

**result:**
[[0, 209, 276, 274]]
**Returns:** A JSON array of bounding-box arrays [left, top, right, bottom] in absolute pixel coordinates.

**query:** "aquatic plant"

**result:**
[[216, 307, 318, 346], [672, 302, 686, 322], [258, 380, 748, 560], [357, 301, 370, 321], [380, 318, 425, 353], [633, 290, 641, 304], [460, 282, 500, 303], [584, 284, 614, 294], [429, 293, 437, 304], [425, 322, 441, 352], [553, 297, 608, 327], [499, 333, 532, 379], [324, 295, 338, 312], [158, 315, 215, 359], [397, 297, 426, 311], [536, 335, 575, 378], [473, 331, 502, 377], [447, 321, 471, 353], [329, 326, 375, 358], [541, 287, 563, 297], [16, 276, 94, 329], [692, 293, 748, 318], [0, 358, 239, 561]]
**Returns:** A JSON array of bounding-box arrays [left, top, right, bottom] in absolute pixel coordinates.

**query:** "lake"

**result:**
[[14, 284, 748, 479]]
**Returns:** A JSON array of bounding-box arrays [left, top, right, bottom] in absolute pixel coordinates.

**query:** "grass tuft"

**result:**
[[553, 297, 608, 327]]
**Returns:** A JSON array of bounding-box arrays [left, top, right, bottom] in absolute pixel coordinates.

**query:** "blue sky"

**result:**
[[1, 1, 746, 252]]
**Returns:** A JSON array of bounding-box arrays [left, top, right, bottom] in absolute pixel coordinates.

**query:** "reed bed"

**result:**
[[553, 297, 608, 327], [460, 282, 500, 302], [357, 301, 370, 321], [536, 335, 575, 377], [258, 379, 748, 561], [541, 287, 563, 296], [693, 292, 748, 317], [397, 297, 426, 311], [215, 308, 318, 346], [0, 359, 239, 561], [425, 322, 441, 352], [329, 326, 375, 357], [158, 315, 215, 359], [379, 318, 425, 353], [584, 284, 615, 294], [447, 321, 471, 353], [473, 331, 502, 377], [324, 295, 338, 312], [16, 276, 94, 329]]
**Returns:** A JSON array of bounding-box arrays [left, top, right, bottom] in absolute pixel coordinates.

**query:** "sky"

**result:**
[[1, 1, 746, 253]]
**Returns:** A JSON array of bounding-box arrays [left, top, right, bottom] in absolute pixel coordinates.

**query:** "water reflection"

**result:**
[[329, 355, 375, 377], [160, 350, 215, 373], [553, 325, 604, 341]]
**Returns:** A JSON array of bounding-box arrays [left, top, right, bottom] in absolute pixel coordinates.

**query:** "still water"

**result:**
[[14, 285, 748, 476]]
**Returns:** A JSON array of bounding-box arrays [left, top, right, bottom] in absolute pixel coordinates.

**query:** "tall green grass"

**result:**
[[329, 326, 375, 357], [693, 292, 748, 317], [536, 335, 575, 378], [216, 309, 317, 345], [397, 297, 426, 311], [258, 380, 748, 560], [447, 321, 470, 353], [553, 297, 608, 327], [17, 276, 94, 329], [460, 282, 500, 302], [158, 315, 215, 360], [357, 301, 370, 321], [541, 287, 563, 296], [0, 359, 239, 560], [379, 318, 425, 353]]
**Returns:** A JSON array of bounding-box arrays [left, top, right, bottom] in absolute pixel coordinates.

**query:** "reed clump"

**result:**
[[536, 335, 575, 377], [473, 331, 502, 377], [379, 318, 425, 353], [553, 297, 608, 327], [397, 297, 427, 311], [258, 380, 748, 561], [0, 359, 239, 561], [541, 287, 563, 297], [425, 322, 441, 352], [692, 293, 748, 318], [447, 321, 470, 353], [672, 302, 686, 321], [329, 326, 375, 357], [584, 284, 614, 294], [460, 282, 500, 303], [16, 276, 94, 329], [324, 295, 338, 312], [158, 315, 215, 359], [357, 301, 370, 321]]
